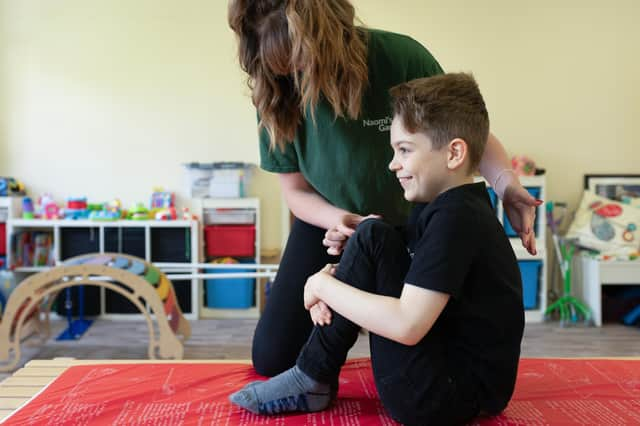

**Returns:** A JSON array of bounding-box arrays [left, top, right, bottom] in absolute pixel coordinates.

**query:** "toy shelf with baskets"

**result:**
[[192, 197, 263, 319], [0, 198, 22, 270], [6, 219, 200, 320], [475, 174, 547, 323]]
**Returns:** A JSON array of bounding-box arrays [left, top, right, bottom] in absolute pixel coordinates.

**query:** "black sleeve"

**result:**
[[404, 209, 478, 298]]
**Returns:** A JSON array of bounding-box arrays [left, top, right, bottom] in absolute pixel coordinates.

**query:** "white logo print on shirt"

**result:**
[[362, 116, 392, 132]]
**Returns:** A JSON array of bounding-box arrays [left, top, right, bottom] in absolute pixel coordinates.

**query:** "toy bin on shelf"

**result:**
[[0, 223, 5, 255], [205, 263, 255, 309], [486, 188, 497, 211], [204, 225, 255, 257], [503, 187, 541, 237], [518, 260, 542, 309]]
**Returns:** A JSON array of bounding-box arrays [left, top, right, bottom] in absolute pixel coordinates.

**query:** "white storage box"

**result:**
[[183, 163, 213, 198], [183, 162, 254, 198], [204, 208, 256, 224]]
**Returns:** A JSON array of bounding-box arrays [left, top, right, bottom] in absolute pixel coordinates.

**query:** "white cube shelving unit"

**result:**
[[476, 175, 547, 323]]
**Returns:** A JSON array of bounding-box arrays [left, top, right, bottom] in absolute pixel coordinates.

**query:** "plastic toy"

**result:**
[[89, 199, 122, 221], [544, 201, 592, 326], [22, 197, 35, 219], [155, 207, 177, 221], [128, 203, 150, 220], [65, 197, 90, 220], [38, 194, 60, 219], [181, 207, 197, 220], [151, 190, 175, 209], [0, 177, 25, 196]]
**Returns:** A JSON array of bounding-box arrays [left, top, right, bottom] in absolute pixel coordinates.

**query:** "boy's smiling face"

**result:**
[[388, 115, 451, 203]]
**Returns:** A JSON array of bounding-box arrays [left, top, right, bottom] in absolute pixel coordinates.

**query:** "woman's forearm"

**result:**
[[284, 187, 353, 230], [478, 132, 520, 198], [280, 173, 353, 230]]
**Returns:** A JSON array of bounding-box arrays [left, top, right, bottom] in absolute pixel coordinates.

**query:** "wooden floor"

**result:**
[[2, 319, 639, 382]]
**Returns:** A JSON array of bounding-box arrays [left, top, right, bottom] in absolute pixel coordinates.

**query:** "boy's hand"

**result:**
[[309, 301, 332, 326], [304, 264, 336, 310], [323, 214, 381, 255], [502, 183, 543, 255]]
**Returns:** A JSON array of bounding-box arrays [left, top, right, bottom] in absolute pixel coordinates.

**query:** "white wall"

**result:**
[[1, 0, 639, 252]]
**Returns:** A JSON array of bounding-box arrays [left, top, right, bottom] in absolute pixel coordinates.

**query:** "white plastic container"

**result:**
[[183, 163, 213, 198], [184, 162, 254, 198], [204, 208, 256, 224]]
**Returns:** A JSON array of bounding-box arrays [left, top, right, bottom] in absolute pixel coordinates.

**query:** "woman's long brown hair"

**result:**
[[228, 0, 368, 150]]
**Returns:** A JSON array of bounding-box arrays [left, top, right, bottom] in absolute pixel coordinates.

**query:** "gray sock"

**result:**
[[229, 365, 332, 415]]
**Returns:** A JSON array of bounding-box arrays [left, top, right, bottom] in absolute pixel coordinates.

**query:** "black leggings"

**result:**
[[251, 218, 340, 377]]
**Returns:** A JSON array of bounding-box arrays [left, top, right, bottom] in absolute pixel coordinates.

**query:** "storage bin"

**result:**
[[518, 260, 541, 309], [205, 262, 255, 309], [205, 225, 255, 257], [183, 163, 213, 198], [0, 223, 5, 255], [183, 162, 254, 199], [503, 187, 541, 237], [204, 208, 255, 225], [486, 188, 497, 211]]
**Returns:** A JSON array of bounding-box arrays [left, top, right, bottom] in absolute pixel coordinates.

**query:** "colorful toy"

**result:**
[[22, 197, 35, 219], [0, 177, 25, 196], [128, 203, 150, 220], [89, 199, 123, 221], [155, 207, 177, 221], [544, 201, 592, 326], [0, 253, 191, 371], [151, 190, 175, 209], [38, 194, 60, 219], [64, 197, 90, 220], [181, 207, 197, 221], [511, 156, 536, 176]]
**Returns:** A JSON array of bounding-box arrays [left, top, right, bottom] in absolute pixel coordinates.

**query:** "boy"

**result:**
[[230, 73, 524, 425]]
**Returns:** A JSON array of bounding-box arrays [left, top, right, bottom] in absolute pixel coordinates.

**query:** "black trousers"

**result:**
[[295, 219, 479, 426], [251, 218, 341, 377]]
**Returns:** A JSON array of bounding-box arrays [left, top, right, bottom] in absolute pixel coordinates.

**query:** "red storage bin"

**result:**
[[0, 223, 5, 256], [205, 225, 255, 257]]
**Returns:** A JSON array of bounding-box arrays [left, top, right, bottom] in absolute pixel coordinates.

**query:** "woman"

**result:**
[[228, 0, 539, 377]]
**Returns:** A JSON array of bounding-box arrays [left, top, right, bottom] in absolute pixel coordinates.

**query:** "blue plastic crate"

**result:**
[[487, 188, 497, 211], [205, 263, 255, 309], [518, 260, 541, 309], [503, 187, 541, 237]]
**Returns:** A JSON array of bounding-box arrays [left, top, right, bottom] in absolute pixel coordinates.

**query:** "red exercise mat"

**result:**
[[3, 358, 640, 425]]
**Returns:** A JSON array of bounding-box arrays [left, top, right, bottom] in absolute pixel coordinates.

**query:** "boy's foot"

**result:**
[[229, 365, 333, 415]]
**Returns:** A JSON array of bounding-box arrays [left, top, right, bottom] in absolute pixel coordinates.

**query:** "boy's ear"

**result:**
[[447, 138, 468, 170]]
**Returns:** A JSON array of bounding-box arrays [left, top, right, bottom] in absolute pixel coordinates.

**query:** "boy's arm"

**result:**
[[305, 266, 449, 346]]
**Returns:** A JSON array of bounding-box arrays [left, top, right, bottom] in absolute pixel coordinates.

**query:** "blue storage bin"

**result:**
[[518, 260, 541, 309], [503, 187, 541, 237], [486, 188, 497, 211], [205, 262, 255, 309]]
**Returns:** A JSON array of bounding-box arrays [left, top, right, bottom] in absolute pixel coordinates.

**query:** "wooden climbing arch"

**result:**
[[0, 253, 191, 372]]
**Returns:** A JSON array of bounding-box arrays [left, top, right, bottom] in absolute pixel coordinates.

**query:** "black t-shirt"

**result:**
[[405, 182, 524, 414]]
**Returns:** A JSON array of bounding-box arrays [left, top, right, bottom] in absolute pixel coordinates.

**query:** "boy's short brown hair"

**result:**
[[389, 73, 489, 172]]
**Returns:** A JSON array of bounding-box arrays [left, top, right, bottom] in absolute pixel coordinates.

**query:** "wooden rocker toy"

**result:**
[[0, 253, 191, 372]]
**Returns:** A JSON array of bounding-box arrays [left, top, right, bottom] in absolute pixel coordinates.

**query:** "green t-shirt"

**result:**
[[259, 28, 444, 226]]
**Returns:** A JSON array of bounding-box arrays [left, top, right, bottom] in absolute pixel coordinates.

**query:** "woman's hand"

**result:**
[[323, 214, 381, 255], [502, 182, 543, 255]]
